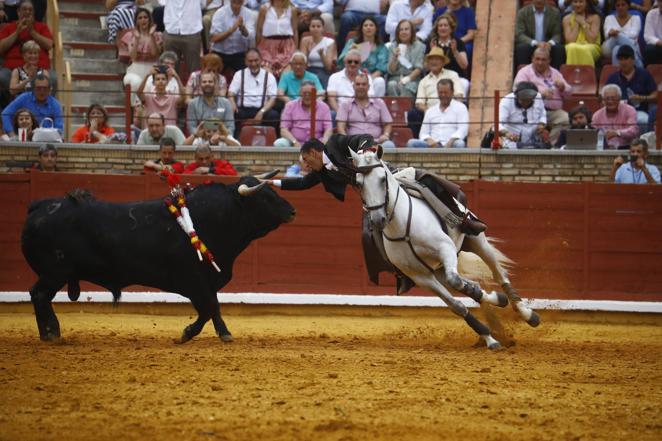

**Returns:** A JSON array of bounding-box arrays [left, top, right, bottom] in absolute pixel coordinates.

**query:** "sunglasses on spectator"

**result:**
[[346, 60, 360, 65]]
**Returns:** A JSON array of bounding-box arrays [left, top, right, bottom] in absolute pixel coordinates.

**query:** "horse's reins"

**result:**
[[357, 160, 435, 273]]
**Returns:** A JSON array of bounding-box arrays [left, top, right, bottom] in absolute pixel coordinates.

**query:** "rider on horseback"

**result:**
[[263, 133, 486, 294]]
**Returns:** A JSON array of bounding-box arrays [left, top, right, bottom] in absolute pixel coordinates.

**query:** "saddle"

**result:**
[[397, 169, 487, 236]]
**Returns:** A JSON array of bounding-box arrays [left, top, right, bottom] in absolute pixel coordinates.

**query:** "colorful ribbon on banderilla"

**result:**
[[162, 170, 221, 273]]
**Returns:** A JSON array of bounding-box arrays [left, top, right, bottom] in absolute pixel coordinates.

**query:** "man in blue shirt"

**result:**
[[276, 51, 324, 104], [1, 74, 63, 136], [611, 138, 661, 184], [606, 45, 658, 134]]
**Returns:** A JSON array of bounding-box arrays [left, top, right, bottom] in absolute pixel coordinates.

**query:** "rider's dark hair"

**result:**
[[300, 138, 324, 154]]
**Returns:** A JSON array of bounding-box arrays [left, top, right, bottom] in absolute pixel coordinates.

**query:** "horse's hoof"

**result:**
[[526, 311, 541, 328], [220, 334, 234, 343], [495, 292, 509, 308], [487, 341, 502, 350]]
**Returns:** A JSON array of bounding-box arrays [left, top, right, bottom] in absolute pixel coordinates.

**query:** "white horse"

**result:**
[[350, 147, 540, 349]]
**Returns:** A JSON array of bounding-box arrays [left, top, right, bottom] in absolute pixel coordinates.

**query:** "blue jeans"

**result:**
[[338, 11, 387, 53], [407, 138, 466, 148]]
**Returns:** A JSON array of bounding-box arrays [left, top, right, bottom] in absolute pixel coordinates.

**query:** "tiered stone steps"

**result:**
[[58, 0, 128, 134]]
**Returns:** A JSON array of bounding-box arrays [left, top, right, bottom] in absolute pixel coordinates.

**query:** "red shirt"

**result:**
[[71, 125, 115, 143], [184, 159, 237, 176], [0, 22, 53, 69]]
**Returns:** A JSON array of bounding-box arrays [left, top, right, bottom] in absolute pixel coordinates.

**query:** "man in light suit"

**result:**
[[514, 0, 564, 69]]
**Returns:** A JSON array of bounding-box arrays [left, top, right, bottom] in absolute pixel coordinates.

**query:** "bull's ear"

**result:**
[[376, 145, 383, 159]]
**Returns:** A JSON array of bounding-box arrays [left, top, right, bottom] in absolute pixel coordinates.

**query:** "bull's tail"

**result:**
[[67, 280, 80, 301]]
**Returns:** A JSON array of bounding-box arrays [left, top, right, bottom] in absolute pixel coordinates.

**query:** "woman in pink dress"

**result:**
[[256, 0, 298, 77], [121, 7, 163, 99]]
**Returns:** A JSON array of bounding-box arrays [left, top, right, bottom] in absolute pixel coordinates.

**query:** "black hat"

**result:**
[[616, 45, 635, 59]]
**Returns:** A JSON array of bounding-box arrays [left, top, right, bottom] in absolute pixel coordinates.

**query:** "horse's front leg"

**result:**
[[407, 271, 502, 350]]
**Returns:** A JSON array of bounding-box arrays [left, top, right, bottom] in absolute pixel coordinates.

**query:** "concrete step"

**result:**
[[62, 27, 108, 44], [70, 90, 126, 107], [68, 58, 126, 75], [60, 13, 105, 30], [58, 1, 107, 14], [64, 42, 117, 60]]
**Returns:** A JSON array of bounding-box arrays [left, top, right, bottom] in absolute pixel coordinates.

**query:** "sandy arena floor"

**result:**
[[0, 306, 661, 441]]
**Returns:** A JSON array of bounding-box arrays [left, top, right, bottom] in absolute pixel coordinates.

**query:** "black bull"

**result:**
[[21, 177, 296, 343]]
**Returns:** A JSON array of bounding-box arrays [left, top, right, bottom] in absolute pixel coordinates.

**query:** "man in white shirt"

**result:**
[[407, 47, 464, 138], [407, 79, 468, 148], [499, 81, 548, 149], [326, 49, 375, 113], [644, 6, 662, 64], [161, 0, 206, 74], [385, 0, 434, 42], [337, 0, 387, 51], [210, 0, 255, 71], [203, 0, 225, 49], [228, 48, 279, 137]]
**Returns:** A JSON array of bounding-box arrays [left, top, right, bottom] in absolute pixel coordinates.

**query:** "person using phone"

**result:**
[[611, 138, 660, 184]]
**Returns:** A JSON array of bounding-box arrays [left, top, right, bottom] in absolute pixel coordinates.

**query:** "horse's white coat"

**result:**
[[351, 148, 539, 347]]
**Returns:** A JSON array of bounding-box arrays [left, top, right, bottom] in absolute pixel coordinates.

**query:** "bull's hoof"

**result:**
[[526, 311, 541, 328], [40, 333, 62, 342], [219, 333, 234, 343], [495, 292, 509, 308], [174, 333, 193, 344]]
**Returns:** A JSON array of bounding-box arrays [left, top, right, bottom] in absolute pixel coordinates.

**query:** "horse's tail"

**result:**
[[458, 236, 513, 283]]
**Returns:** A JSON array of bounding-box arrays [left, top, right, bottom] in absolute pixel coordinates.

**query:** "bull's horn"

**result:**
[[238, 181, 268, 196], [348, 147, 361, 164], [254, 169, 280, 180]]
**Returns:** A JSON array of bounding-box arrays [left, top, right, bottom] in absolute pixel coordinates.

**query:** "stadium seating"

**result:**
[[384, 96, 413, 127], [598, 64, 619, 90], [390, 126, 414, 148], [560, 64, 598, 95], [239, 125, 277, 147]]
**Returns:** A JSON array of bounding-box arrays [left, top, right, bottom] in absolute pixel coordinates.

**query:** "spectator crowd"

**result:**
[[0, 0, 660, 181]]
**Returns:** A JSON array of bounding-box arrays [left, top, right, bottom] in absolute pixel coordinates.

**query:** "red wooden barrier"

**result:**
[[2, 173, 662, 301]]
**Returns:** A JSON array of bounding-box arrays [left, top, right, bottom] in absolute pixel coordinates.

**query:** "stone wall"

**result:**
[[2, 142, 661, 183]]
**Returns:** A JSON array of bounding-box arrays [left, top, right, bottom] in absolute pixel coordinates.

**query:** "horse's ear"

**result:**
[[376, 145, 383, 159]]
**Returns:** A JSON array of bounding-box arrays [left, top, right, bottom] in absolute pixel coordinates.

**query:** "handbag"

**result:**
[[32, 118, 62, 142], [480, 127, 495, 148]]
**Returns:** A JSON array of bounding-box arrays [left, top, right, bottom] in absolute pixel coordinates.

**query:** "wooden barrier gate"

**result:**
[[1, 173, 661, 301]]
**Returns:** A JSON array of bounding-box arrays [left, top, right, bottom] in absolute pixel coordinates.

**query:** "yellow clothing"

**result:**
[[565, 13, 601, 66]]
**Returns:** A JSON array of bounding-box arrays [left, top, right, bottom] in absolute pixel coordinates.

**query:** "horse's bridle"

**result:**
[[355, 161, 401, 223], [356, 160, 435, 273]]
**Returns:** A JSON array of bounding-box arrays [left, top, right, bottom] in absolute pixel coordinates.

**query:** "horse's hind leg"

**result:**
[[30, 277, 65, 341], [462, 234, 541, 327], [410, 273, 501, 350], [438, 245, 508, 308]]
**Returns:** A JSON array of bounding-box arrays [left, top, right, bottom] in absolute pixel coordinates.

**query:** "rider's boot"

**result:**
[[396, 273, 415, 295]]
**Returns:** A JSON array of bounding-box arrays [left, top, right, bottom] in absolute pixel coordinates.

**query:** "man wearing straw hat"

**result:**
[[407, 46, 465, 138]]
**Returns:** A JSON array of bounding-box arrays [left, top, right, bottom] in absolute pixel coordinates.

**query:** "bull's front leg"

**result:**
[[30, 278, 63, 341]]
